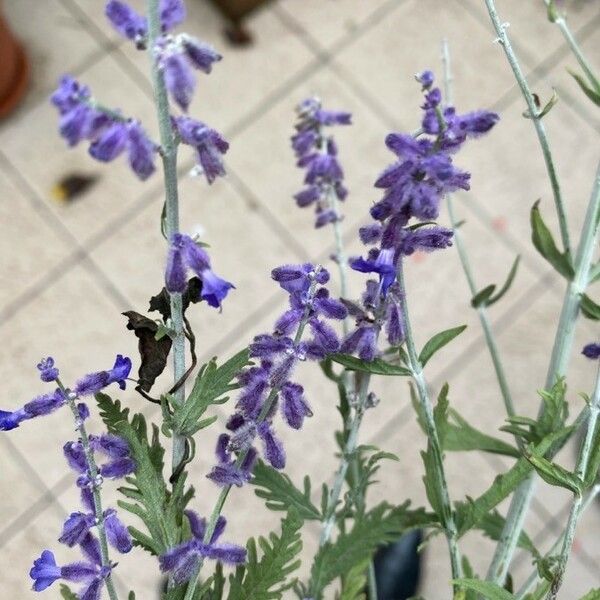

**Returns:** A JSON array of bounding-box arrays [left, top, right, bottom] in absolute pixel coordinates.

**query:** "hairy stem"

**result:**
[[548, 364, 600, 599], [58, 380, 119, 600], [515, 484, 600, 599], [487, 160, 600, 584], [397, 260, 463, 583], [183, 272, 322, 600], [319, 371, 371, 547], [145, 0, 187, 477], [441, 39, 520, 433], [483, 0, 570, 258]]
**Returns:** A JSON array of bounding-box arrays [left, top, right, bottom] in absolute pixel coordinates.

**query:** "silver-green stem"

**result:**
[[515, 484, 600, 599], [543, 1, 599, 88], [183, 273, 321, 600], [441, 39, 519, 432], [58, 380, 119, 600], [487, 161, 600, 585], [319, 371, 371, 546], [483, 0, 570, 258], [397, 260, 463, 583], [547, 364, 600, 599], [146, 0, 187, 476]]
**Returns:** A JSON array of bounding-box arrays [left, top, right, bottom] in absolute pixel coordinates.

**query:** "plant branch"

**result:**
[[483, 0, 570, 258], [547, 364, 600, 599], [397, 259, 463, 583], [145, 0, 187, 478], [58, 380, 120, 600]]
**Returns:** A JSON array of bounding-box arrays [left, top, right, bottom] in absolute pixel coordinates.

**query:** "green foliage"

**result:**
[[59, 585, 78, 600], [411, 385, 519, 458], [583, 418, 600, 487], [525, 451, 583, 495], [418, 325, 467, 367], [168, 348, 250, 437], [421, 445, 445, 521], [530, 201, 574, 279], [523, 580, 551, 600], [226, 510, 303, 600], [330, 353, 411, 376], [471, 256, 520, 308], [578, 590, 600, 600], [580, 294, 600, 320], [455, 427, 574, 536], [308, 502, 434, 598], [251, 460, 321, 521], [569, 69, 600, 108], [452, 579, 515, 600], [338, 560, 369, 600], [475, 510, 539, 557], [502, 379, 569, 445], [96, 393, 192, 555]]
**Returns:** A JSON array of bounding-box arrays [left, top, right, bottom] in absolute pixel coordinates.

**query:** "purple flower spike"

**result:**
[[163, 52, 196, 112], [30, 550, 62, 592], [23, 389, 66, 418], [160, 0, 186, 31], [258, 422, 286, 469], [105, 1, 147, 43], [165, 233, 234, 307], [181, 35, 222, 73], [127, 120, 157, 180], [583, 343, 600, 359], [159, 510, 246, 584], [105, 509, 133, 553], [74, 354, 132, 396], [88, 122, 128, 162], [37, 357, 59, 382], [281, 382, 312, 429], [0, 408, 29, 431]]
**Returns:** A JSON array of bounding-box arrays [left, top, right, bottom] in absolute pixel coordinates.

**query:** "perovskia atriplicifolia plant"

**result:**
[[1, 0, 600, 598]]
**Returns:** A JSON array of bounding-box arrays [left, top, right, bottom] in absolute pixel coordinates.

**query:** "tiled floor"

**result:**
[[1, 0, 599, 598]]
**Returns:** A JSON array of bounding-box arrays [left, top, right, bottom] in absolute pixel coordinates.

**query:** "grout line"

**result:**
[[0, 152, 134, 315]]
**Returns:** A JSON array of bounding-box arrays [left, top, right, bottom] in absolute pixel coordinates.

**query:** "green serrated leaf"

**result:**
[[434, 383, 450, 446], [308, 502, 434, 598], [338, 559, 369, 600], [580, 294, 600, 320], [96, 393, 192, 555], [421, 447, 444, 519], [455, 426, 574, 535], [531, 201, 574, 279], [418, 325, 467, 367], [60, 585, 79, 600], [330, 353, 411, 376], [445, 410, 520, 458], [525, 451, 583, 495], [227, 510, 303, 600], [452, 579, 514, 600], [475, 510, 539, 557], [173, 348, 250, 436], [251, 460, 321, 520], [569, 69, 600, 107]]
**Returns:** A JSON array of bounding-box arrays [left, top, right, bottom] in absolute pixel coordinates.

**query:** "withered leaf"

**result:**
[[148, 277, 203, 321], [123, 310, 172, 394]]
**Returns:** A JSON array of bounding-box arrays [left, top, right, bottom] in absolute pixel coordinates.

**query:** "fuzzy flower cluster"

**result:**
[[207, 264, 347, 485], [342, 71, 499, 360], [51, 0, 229, 185], [291, 97, 352, 228], [159, 511, 245, 584], [165, 233, 234, 308], [0, 355, 131, 431], [0, 357, 135, 599], [106, 0, 229, 184], [51, 75, 157, 180]]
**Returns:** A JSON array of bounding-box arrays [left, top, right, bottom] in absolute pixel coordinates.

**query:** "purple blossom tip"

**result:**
[[30, 550, 61, 592], [582, 343, 600, 360], [37, 357, 59, 382], [74, 354, 132, 396], [105, 1, 147, 42], [160, 0, 186, 32], [0, 408, 29, 431], [416, 70, 434, 88]]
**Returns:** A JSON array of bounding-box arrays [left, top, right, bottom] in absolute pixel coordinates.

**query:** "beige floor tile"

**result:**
[[3, 0, 104, 112], [0, 167, 73, 312], [0, 51, 159, 247], [333, 0, 520, 127], [277, 0, 393, 51], [115, 0, 316, 135]]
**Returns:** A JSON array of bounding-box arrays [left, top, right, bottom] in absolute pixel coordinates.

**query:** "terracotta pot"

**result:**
[[0, 8, 29, 119]]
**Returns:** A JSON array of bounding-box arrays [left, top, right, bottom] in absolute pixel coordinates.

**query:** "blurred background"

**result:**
[[0, 0, 599, 597]]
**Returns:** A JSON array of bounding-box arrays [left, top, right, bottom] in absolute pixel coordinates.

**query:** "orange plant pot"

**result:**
[[0, 10, 29, 119]]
